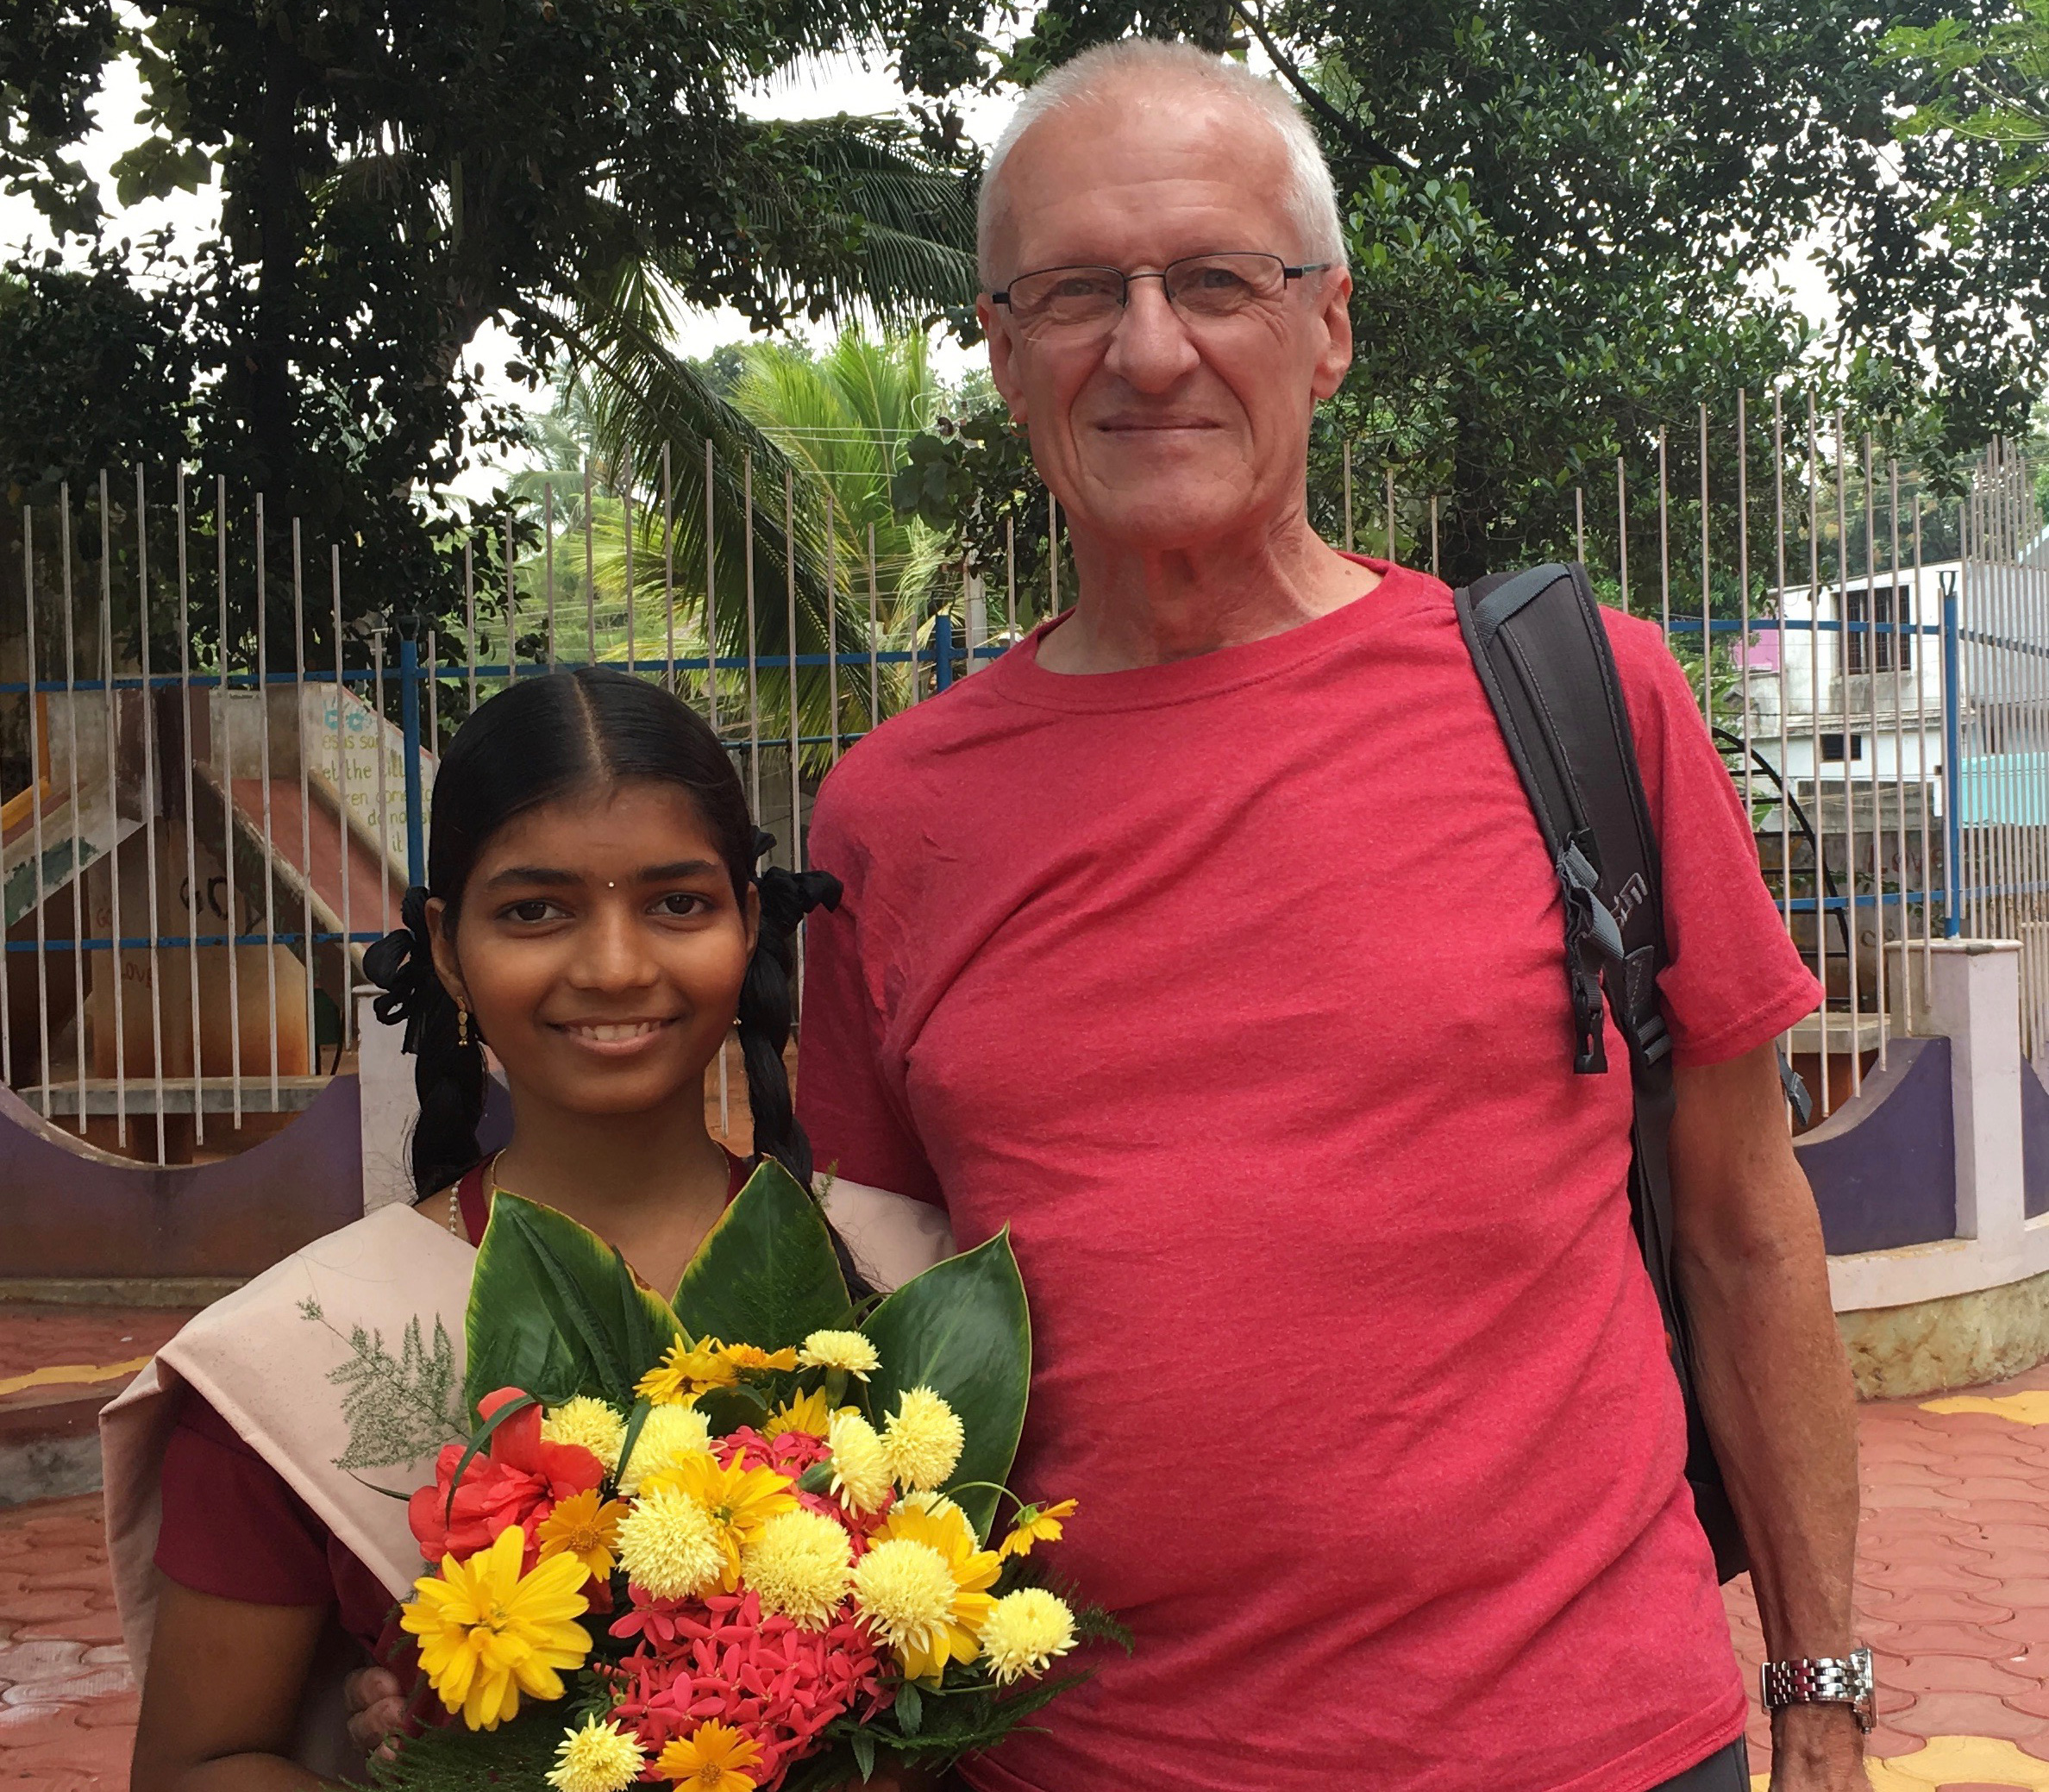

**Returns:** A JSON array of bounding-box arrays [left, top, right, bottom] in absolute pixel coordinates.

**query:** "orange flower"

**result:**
[[997, 1498, 1078, 1561], [534, 1488, 627, 1581], [655, 1720, 764, 1792], [718, 1343, 799, 1373]]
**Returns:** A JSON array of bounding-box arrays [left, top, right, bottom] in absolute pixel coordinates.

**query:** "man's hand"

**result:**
[[343, 1665, 410, 1762]]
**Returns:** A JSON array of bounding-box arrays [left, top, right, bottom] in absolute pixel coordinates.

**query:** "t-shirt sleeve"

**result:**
[[799, 765, 943, 1204], [1607, 615, 1824, 1068], [155, 1389, 335, 1607]]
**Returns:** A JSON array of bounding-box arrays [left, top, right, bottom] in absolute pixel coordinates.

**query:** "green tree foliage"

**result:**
[[1889, 0, 2049, 162], [0, 0, 985, 651]]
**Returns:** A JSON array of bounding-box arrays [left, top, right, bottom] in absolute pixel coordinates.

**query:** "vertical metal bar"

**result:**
[[1049, 492, 1059, 618], [23, 505, 51, 1116], [1834, 414, 1861, 1095], [505, 517, 518, 686], [1005, 512, 1018, 636], [372, 629, 391, 937], [254, 494, 279, 1108], [427, 626, 440, 755], [99, 473, 127, 1143], [543, 480, 556, 670], [1946, 567, 1964, 937], [1805, 399, 1829, 1112], [623, 454, 635, 674], [1575, 487, 1586, 567], [1657, 425, 1671, 644], [136, 467, 166, 1157], [663, 442, 675, 690], [1616, 460, 1630, 614], [215, 475, 242, 1129], [826, 486, 840, 761], [743, 454, 760, 817], [1699, 404, 1713, 724], [178, 474, 204, 1136], [293, 518, 315, 1079], [934, 611, 956, 692], [867, 522, 880, 731], [1863, 433, 1886, 1068], [1889, 460, 1908, 1026], [60, 485, 87, 1131], [1915, 497, 1933, 969], [1736, 394, 1754, 829], [1342, 440, 1354, 555], [702, 442, 718, 733], [330, 545, 352, 1058], [1385, 469, 1395, 561], [1428, 496, 1439, 579], [582, 461, 597, 663], [1774, 392, 1791, 942], [463, 537, 477, 712], [399, 626, 426, 889], [785, 467, 801, 870]]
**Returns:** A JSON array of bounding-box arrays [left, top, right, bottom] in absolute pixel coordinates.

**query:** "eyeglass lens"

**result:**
[[1006, 253, 1292, 333]]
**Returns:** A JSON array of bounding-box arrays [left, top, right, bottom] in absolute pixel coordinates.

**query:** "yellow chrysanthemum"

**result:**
[[538, 1397, 629, 1474], [399, 1525, 592, 1731], [615, 1482, 725, 1601], [796, 1329, 880, 1379], [635, 1338, 738, 1407], [824, 1411, 893, 1515], [740, 1507, 854, 1629], [641, 1453, 797, 1592], [617, 1402, 713, 1494], [761, 1386, 840, 1441], [880, 1386, 964, 1492], [978, 1588, 1078, 1685], [535, 1488, 627, 1582], [655, 1720, 765, 1792], [996, 1498, 1078, 1562], [852, 1499, 1000, 1683], [546, 1715, 647, 1792], [719, 1342, 799, 1373]]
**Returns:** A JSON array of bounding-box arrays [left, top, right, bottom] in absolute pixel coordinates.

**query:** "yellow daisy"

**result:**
[[399, 1526, 592, 1730], [761, 1386, 840, 1440], [718, 1342, 799, 1373], [534, 1488, 627, 1582], [996, 1498, 1078, 1561], [655, 1720, 764, 1792], [635, 1338, 738, 1407], [547, 1715, 646, 1792]]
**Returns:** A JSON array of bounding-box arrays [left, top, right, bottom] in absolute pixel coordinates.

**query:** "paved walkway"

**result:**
[[5, 1316, 2049, 1786]]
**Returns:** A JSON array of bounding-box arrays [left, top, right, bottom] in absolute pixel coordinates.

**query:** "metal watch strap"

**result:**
[[1760, 1645, 1876, 1732]]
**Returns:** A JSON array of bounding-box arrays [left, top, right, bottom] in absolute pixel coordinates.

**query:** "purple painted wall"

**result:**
[[1794, 1036, 1957, 1256], [2024, 1058, 2049, 1221], [0, 1078, 366, 1280]]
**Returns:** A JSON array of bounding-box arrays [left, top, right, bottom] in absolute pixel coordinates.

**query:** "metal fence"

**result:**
[[2, 414, 2044, 1163]]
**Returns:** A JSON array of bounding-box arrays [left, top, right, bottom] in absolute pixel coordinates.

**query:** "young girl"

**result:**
[[103, 667, 937, 1789]]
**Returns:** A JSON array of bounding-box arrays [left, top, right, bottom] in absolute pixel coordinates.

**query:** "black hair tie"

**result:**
[[753, 831, 843, 932], [362, 885, 441, 1056]]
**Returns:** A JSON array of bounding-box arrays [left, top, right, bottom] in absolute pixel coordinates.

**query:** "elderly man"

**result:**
[[795, 38, 1863, 1792]]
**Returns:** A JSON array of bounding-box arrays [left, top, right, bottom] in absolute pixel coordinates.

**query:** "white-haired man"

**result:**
[[794, 38, 1865, 1792]]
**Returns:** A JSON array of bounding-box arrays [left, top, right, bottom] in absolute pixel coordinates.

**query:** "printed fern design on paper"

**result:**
[[301, 1298, 468, 1471]]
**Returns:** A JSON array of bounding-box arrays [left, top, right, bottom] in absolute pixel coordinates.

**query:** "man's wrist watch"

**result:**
[[1760, 1645, 1876, 1733]]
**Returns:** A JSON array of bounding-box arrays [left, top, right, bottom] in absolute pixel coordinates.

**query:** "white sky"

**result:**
[[2, 42, 1839, 497]]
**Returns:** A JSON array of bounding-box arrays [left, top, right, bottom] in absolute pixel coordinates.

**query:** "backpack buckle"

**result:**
[[1557, 845, 1614, 1075]]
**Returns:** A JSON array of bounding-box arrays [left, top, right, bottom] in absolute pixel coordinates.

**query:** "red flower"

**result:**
[[407, 1388, 606, 1567], [610, 1589, 889, 1790]]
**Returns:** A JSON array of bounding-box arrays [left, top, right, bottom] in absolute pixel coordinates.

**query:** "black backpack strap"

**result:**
[[1454, 561, 1747, 1583]]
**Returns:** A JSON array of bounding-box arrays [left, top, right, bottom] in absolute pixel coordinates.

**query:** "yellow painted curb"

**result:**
[[1752, 1734, 2049, 1789], [0, 1357, 152, 1400], [1920, 1390, 2049, 1425]]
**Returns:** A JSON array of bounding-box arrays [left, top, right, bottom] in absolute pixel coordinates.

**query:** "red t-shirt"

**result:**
[[796, 561, 1821, 1792]]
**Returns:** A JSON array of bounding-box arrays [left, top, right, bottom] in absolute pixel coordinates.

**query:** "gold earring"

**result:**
[[457, 1006, 471, 1047]]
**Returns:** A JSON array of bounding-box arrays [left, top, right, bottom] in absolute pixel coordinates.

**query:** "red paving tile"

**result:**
[[0, 1310, 188, 1387]]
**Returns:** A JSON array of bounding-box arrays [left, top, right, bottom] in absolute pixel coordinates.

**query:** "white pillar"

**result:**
[[1922, 939, 2024, 1247]]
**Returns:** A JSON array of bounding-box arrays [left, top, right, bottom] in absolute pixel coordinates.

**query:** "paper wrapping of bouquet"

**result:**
[[100, 1201, 475, 1767]]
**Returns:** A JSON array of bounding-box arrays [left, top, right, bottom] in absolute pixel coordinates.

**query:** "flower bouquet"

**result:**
[[368, 1162, 1118, 1792]]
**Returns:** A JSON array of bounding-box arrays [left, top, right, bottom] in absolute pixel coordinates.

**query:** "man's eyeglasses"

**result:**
[[991, 252, 1333, 341]]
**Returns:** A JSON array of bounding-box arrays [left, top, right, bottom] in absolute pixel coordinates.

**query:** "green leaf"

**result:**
[[672, 1159, 854, 1350], [862, 1230, 1031, 1542], [895, 1679, 922, 1735], [849, 1728, 876, 1783], [465, 1194, 682, 1417]]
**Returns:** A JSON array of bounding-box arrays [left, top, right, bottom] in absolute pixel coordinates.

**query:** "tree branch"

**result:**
[[1225, 0, 1420, 178]]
